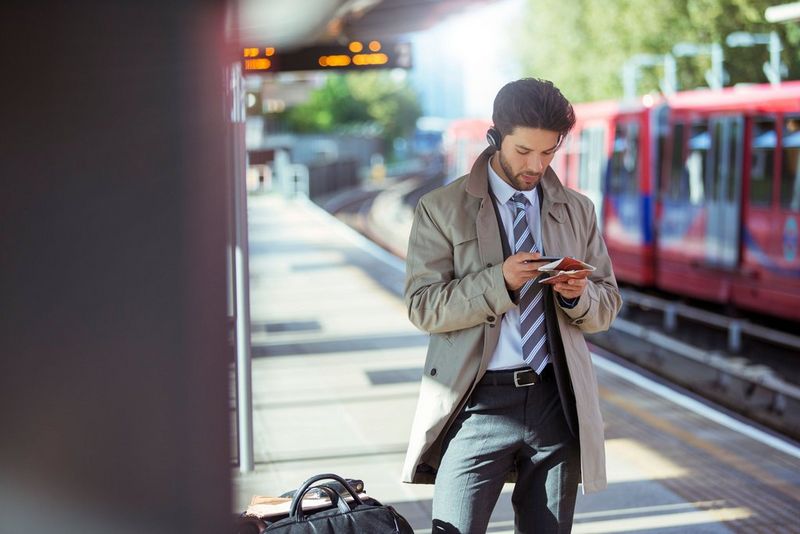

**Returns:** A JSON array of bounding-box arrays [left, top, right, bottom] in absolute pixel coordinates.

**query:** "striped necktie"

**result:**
[[511, 193, 550, 374]]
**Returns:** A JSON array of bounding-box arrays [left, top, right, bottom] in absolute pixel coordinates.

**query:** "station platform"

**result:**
[[234, 192, 800, 533]]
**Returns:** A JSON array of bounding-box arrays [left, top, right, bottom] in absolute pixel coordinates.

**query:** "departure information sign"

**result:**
[[242, 40, 412, 73]]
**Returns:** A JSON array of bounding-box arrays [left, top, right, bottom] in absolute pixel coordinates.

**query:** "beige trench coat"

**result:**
[[401, 148, 621, 493]]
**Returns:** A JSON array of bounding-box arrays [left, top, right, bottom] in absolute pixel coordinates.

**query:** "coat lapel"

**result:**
[[467, 148, 504, 270], [539, 167, 569, 256], [466, 148, 505, 371]]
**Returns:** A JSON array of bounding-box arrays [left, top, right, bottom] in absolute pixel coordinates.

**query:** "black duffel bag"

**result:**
[[264, 473, 413, 534]]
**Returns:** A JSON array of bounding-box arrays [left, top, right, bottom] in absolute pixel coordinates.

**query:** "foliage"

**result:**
[[518, 0, 800, 103], [284, 72, 422, 147]]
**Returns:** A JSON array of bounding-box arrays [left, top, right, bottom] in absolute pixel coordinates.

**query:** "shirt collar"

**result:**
[[487, 156, 538, 206]]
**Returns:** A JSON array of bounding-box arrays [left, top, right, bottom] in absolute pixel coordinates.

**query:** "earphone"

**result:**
[[487, 126, 567, 151], [486, 126, 502, 150]]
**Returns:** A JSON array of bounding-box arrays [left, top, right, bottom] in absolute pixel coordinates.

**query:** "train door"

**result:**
[[780, 115, 800, 243], [577, 125, 606, 227], [662, 120, 707, 254], [608, 119, 640, 223], [657, 119, 720, 300], [776, 115, 800, 316], [705, 115, 744, 268], [733, 116, 779, 314], [743, 116, 777, 273], [604, 118, 651, 284]]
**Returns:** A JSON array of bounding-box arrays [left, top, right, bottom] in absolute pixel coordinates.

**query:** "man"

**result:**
[[401, 78, 621, 533]]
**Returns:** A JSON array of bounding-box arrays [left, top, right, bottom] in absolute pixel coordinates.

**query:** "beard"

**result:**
[[497, 151, 543, 191]]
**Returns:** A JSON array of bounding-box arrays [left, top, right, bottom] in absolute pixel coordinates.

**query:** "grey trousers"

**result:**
[[431, 366, 580, 534]]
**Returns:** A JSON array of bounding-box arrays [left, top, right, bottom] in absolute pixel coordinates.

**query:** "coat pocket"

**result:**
[[423, 328, 479, 388], [423, 335, 456, 384]]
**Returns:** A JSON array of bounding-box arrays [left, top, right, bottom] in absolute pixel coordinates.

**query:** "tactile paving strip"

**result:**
[[597, 367, 800, 533]]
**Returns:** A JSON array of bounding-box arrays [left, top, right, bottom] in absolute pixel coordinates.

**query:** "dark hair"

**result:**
[[492, 78, 575, 144]]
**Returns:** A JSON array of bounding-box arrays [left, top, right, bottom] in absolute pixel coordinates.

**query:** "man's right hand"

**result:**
[[502, 252, 548, 291]]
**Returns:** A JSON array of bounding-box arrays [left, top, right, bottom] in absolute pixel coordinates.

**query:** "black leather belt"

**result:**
[[481, 365, 554, 387]]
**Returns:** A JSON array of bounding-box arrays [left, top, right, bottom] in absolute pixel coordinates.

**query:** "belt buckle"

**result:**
[[513, 369, 537, 387]]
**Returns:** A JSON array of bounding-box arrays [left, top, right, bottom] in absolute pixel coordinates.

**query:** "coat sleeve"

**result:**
[[405, 198, 515, 334], [558, 201, 622, 333]]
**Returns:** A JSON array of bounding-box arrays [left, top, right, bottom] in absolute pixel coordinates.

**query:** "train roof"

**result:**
[[572, 96, 660, 121], [665, 81, 800, 113], [447, 81, 800, 135]]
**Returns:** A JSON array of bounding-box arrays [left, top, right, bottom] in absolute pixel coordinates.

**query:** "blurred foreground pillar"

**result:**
[[0, 2, 233, 533]]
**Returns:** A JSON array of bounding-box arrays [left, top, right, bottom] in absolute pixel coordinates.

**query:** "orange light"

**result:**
[[368, 40, 381, 52], [244, 58, 272, 70], [319, 56, 328, 67], [348, 41, 363, 53], [329, 54, 352, 67], [352, 53, 388, 66], [243, 47, 259, 58], [265, 47, 275, 56]]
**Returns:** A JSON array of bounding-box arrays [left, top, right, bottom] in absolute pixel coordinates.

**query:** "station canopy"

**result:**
[[236, 0, 497, 73]]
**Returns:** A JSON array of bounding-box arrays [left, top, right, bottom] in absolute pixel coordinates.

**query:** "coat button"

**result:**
[[487, 316, 495, 322], [489, 324, 495, 328], [430, 368, 437, 376], [487, 263, 493, 267]]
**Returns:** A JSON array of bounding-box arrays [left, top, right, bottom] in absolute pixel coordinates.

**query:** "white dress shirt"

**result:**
[[486, 159, 551, 371]]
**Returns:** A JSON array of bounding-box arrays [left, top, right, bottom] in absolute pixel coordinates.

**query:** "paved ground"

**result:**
[[233, 192, 800, 533]]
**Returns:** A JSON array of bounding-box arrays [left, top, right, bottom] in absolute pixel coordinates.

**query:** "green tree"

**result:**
[[518, 0, 800, 103], [284, 71, 421, 152]]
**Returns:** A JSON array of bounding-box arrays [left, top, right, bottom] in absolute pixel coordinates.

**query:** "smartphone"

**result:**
[[523, 256, 561, 263]]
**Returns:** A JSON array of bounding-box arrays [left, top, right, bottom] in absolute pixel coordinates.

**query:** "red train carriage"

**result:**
[[658, 82, 800, 320]]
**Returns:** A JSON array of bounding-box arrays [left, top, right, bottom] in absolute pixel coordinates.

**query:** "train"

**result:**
[[442, 81, 800, 322]]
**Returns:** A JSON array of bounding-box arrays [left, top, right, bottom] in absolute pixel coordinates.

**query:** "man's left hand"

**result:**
[[552, 277, 587, 300]]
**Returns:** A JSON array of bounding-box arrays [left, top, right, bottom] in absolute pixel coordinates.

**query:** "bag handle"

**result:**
[[289, 474, 363, 520], [293, 485, 351, 521]]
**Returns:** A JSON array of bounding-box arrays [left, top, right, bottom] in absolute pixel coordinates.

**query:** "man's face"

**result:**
[[493, 127, 560, 191]]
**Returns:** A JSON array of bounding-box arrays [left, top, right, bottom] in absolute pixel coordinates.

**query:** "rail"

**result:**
[[612, 317, 800, 409], [619, 288, 800, 353]]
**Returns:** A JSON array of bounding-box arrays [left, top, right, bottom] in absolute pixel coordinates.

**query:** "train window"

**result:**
[[666, 123, 686, 200], [711, 117, 742, 204], [577, 127, 605, 194], [711, 122, 723, 201], [781, 116, 800, 211], [608, 122, 639, 196], [685, 123, 709, 205], [554, 135, 575, 186], [750, 119, 776, 207], [729, 120, 743, 203], [653, 105, 670, 200]]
